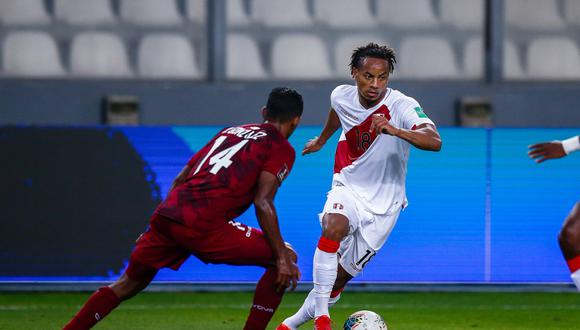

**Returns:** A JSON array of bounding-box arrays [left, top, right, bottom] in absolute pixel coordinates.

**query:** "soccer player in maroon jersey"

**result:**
[[63, 87, 304, 330]]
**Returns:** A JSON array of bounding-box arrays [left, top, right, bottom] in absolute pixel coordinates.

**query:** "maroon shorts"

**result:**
[[129, 214, 274, 271]]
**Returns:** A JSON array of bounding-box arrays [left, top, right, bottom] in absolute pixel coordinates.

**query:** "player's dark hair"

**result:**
[[265, 87, 304, 122], [349, 42, 396, 74]]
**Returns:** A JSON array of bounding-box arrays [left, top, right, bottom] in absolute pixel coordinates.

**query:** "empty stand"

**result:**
[[334, 35, 387, 79], [564, 0, 580, 26], [138, 34, 201, 79], [252, 0, 312, 27], [55, 0, 116, 26], [527, 37, 580, 80], [0, 0, 50, 25], [506, 0, 564, 30], [462, 38, 526, 79], [70, 32, 132, 78], [397, 36, 460, 79], [187, 0, 250, 26], [314, 0, 376, 28], [440, 0, 484, 30], [226, 33, 267, 79], [2, 31, 65, 77], [120, 0, 183, 26], [271, 34, 332, 79], [376, 0, 438, 29]]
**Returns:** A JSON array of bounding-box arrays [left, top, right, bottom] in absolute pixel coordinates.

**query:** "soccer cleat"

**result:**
[[276, 323, 292, 330], [314, 315, 332, 330]]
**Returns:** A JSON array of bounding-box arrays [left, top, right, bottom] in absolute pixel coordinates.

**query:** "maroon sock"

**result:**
[[63, 286, 120, 330], [243, 267, 284, 330]]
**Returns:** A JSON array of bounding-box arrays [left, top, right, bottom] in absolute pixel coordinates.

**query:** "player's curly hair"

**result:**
[[349, 42, 396, 74], [265, 87, 304, 122]]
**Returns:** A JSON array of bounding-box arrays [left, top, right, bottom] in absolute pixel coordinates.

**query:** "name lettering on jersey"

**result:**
[[223, 126, 267, 140]]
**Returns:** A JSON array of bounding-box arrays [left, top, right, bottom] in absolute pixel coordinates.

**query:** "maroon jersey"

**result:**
[[155, 123, 295, 229]]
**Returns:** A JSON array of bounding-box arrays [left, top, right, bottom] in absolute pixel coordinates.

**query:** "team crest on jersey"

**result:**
[[333, 203, 344, 210], [277, 164, 289, 182]]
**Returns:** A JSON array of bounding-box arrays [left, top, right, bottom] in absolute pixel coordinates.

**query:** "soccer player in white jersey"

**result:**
[[529, 136, 580, 291], [277, 43, 442, 330]]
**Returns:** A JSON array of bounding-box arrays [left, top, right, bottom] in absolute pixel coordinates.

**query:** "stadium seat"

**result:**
[[2, 32, 65, 77], [503, 40, 526, 80], [186, 0, 251, 26], [138, 34, 201, 79], [70, 32, 133, 78], [440, 0, 483, 30], [120, 0, 183, 26], [252, 0, 312, 27], [506, 0, 564, 30], [226, 33, 267, 80], [376, 0, 438, 29], [271, 34, 332, 79], [462, 38, 526, 80], [564, 0, 580, 26], [55, 0, 116, 26], [397, 36, 460, 79], [527, 37, 580, 80], [0, 0, 50, 25], [334, 35, 388, 79], [314, 0, 376, 28]]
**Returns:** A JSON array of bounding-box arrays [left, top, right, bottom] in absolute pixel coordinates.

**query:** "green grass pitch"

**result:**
[[1, 291, 579, 329]]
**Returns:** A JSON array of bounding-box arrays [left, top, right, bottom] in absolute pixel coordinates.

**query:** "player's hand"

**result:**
[[370, 114, 399, 136], [528, 141, 566, 163], [302, 136, 324, 155], [275, 250, 301, 293]]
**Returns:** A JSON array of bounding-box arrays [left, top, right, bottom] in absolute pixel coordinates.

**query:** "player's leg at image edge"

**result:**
[[558, 202, 580, 292]]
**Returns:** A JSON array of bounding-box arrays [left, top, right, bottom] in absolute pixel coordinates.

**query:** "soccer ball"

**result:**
[[343, 310, 387, 330]]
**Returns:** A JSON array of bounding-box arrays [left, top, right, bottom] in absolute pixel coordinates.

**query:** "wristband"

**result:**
[[562, 136, 580, 155]]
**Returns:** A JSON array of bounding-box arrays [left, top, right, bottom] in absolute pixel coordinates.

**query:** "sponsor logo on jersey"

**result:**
[[414, 107, 427, 118], [333, 203, 344, 210], [277, 164, 289, 182]]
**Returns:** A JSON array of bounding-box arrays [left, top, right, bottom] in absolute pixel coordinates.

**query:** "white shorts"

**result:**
[[319, 184, 402, 277]]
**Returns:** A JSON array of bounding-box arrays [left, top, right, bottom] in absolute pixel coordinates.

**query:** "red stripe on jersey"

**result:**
[[334, 104, 391, 174], [567, 255, 580, 273]]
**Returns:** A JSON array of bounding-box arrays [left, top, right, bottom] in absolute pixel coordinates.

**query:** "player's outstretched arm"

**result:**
[[302, 108, 341, 155], [528, 136, 579, 163], [168, 165, 192, 193], [253, 171, 301, 292], [370, 114, 442, 151]]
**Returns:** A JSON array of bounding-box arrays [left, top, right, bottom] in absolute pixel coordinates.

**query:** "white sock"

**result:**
[[312, 247, 338, 318], [283, 289, 343, 329], [572, 269, 580, 291]]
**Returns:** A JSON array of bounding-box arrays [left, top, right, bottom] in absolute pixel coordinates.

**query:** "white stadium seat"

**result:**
[[70, 32, 133, 78], [120, 0, 183, 26], [564, 0, 580, 26], [440, 0, 484, 30], [2, 32, 65, 77], [226, 33, 267, 80], [462, 38, 526, 80], [55, 0, 116, 26], [334, 35, 388, 79], [314, 0, 376, 28], [271, 34, 332, 79], [0, 0, 50, 25], [138, 34, 201, 79], [506, 0, 564, 30], [376, 0, 438, 29], [397, 36, 460, 79], [527, 37, 580, 80], [187, 0, 251, 27], [252, 0, 312, 27]]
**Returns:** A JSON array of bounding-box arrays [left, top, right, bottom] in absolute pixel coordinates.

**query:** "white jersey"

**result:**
[[330, 85, 435, 215]]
